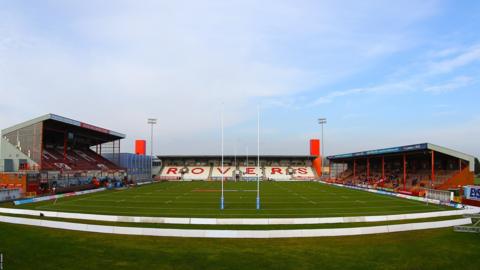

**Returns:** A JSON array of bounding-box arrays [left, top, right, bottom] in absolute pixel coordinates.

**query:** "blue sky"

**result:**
[[0, 0, 479, 157]]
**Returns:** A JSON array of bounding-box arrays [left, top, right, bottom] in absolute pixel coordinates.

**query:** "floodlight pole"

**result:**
[[256, 105, 261, 210], [220, 104, 225, 210], [318, 118, 327, 178], [148, 118, 157, 180]]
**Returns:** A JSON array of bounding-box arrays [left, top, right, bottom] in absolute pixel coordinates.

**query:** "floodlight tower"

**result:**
[[148, 118, 157, 179], [318, 118, 327, 177]]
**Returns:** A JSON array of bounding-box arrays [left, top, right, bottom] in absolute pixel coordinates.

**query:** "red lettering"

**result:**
[[191, 168, 204, 174], [296, 168, 307, 174], [166, 168, 178, 174], [271, 168, 282, 175], [245, 167, 255, 175], [217, 167, 231, 174]]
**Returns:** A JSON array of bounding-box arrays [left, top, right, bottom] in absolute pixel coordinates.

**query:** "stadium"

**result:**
[[0, 114, 479, 270]]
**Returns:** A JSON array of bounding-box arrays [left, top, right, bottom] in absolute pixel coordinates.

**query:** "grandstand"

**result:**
[[157, 166, 183, 180], [211, 166, 235, 180], [0, 114, 126, 195], [238, 166, 262, 181], [154, 155, 318, 181], [182, 166, 211, 180], [328, 143, 475, 195]]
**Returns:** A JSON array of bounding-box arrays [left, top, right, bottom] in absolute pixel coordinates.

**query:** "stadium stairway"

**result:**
[[208, 165, 214, 180]]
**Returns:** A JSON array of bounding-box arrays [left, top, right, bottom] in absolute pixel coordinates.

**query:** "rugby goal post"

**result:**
[[425, 189, 453, 204]]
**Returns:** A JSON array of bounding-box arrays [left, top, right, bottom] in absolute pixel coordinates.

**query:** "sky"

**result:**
[[0, 0, 479, 157]]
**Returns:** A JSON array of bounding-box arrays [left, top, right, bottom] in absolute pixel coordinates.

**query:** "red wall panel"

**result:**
[[310, 139, 320, 156], [135, 140, 146, 155]]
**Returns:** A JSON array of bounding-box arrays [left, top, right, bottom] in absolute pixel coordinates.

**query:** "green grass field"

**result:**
[[0, 181, 475, 270], [0, 222, 479, 270], [475, 177, 480, 185], [10, 181, 449, 218]]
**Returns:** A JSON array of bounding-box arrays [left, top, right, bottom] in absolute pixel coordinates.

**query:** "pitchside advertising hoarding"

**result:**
[[464, 186, 480, 201]]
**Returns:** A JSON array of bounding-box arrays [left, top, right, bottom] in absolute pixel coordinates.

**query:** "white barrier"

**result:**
[[0, 207, 478, 225], [0, 215, 472, 238]]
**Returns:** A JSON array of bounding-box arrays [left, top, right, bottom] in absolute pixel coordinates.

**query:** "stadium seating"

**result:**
[[156, 165, 318, 181], [42, 148, 120, 171], [338, 170, 353, 181], [159, 166, 183, 180], [292, 167, 315, 180], [182, 167, 211, 180], [264, 167, 292, 181], [435, 168, 473, 190], [42, 149, 72, 170], [434, 170, 457, 185], [211, 166, 235, 180], [239, 167, 262, 180]]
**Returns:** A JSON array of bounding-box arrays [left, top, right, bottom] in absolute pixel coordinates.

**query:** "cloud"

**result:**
[[423, 76, 474, 93], [310, 75, 474, 105], [309, 41, 480, 106], [427, 45, 480, 74], [310, 81, 414, 105]]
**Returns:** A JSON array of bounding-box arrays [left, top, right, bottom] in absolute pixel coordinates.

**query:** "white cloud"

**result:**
[[310, 74, 474, 106], [427, 45, 480, 74], [309, 41, 480, 105], [423, 76, 474, 94], [310, 81, 414, 105]]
